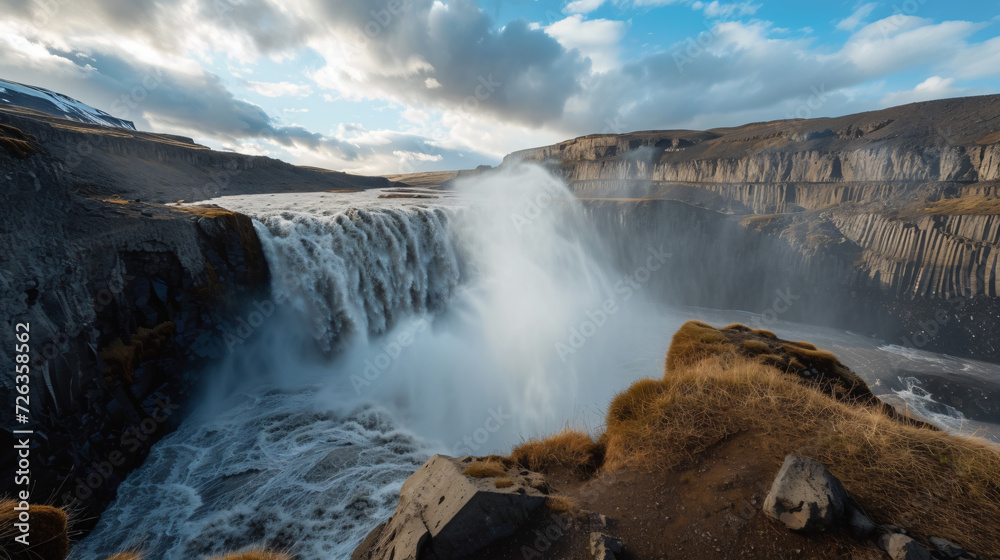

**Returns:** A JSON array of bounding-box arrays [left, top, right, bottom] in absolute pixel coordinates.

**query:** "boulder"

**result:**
[[879, 533, 931, 560], [589, 532, 624, 560], [763, 455, 848, 531], [351, 455, 549, 560]]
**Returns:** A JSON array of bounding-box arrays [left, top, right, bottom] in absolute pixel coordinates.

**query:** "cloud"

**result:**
[[544, 15, 628, 72], [307, 0, 590, 126], [836, 3, 877, 32], [880, 76, 963, 107], [247, 80, 314, 97], [694, 1, 761, 19], [563, 0, 607, 15], [2, 0, 1000, 176]]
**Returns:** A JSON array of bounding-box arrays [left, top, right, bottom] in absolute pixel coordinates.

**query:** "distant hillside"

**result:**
[[0, 78, 136, 130]]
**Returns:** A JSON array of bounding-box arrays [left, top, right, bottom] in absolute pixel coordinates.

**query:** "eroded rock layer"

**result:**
[[507, 95, 1000, 359]]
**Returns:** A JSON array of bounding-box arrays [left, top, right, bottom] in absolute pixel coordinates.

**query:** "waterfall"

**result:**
[[73, 165, 675, 559], [71, 164, 1000, 559]]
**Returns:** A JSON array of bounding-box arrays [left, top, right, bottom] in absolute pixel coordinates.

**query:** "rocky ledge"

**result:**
[[354, 321, 1000, 559]]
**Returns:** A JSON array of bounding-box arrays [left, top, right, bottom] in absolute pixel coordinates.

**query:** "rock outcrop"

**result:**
[[352, 455, 549, 560]]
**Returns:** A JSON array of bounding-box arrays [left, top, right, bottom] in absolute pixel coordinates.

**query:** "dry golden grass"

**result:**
[[600, 354, 1000, 554], [510, 429, 603, 475], [0, 123, 34, 158], [208, 550, 293, 560], [103, 553, 143, 560], [174, 204, 239, 219], [668, 322, 882, 407], [463, 460, 508, 478], [665, 321, 732, 372], [741, 339, 771, 354], [494, 477, 514, 489], [544, 496, 580, 516], [915, 195, 1000, 216], [0, 500, 70, 560]]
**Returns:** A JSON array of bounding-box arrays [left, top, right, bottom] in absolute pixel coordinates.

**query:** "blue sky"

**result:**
[[1, 0, 999, 175]]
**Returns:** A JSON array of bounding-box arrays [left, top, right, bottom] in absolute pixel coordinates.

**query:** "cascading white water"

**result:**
[[73, 165, 677, 559], [253, 206, 464, 353]]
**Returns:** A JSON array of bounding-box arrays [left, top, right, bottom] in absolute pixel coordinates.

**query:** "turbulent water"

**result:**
[[73, 165, 1000, 559]]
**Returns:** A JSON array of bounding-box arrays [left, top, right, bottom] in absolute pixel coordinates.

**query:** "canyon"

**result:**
[[2, 91, 1000, 557]]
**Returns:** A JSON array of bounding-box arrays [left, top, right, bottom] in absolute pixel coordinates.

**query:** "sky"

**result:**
[[1, 0, 999, 176]]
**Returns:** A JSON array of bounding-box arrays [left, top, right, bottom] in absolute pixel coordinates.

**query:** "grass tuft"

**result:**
[[510, 429, 603, 476], [544, 495, 580, 516], [0, 499, 70, 560], [494, 477, 514, 489], [463, 460, 508, 479], [0, 123, 34, 158]]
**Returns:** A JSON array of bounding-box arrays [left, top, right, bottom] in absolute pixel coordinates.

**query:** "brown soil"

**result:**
[[478, 435, 882, 560]]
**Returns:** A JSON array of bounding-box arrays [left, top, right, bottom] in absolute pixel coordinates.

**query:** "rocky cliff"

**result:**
[[505, 95, 1000, 360], [0, 105, 395, 533]]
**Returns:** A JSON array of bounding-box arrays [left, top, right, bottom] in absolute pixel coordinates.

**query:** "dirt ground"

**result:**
[[478, 433, 884, 560]]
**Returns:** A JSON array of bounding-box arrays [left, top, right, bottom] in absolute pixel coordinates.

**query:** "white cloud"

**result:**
[[697, 1, 760, 19], [880, 76, 963, 106], [394, 150, 443, 162], [836, 3, 877, 32], [545, 15, 628, 72], [3, 0, 1000, 176], [563, 0, 606, 15], [246, 80, 313, 97]]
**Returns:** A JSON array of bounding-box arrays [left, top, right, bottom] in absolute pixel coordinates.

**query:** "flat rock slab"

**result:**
[[352, 455, 548, 560]]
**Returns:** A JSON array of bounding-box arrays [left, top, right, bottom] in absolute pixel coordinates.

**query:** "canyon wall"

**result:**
[[508, 95, 1000, 359]]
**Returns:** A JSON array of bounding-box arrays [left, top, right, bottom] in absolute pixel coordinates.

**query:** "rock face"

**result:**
[[505, 95, 1000, 361], [352, 455, 549, 560], [763, 455, 848, 531], [0, 105, 397, 535]]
